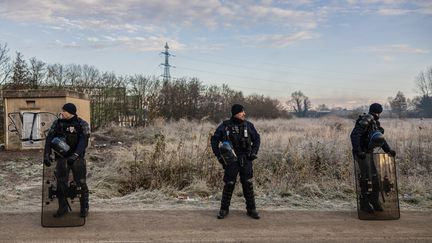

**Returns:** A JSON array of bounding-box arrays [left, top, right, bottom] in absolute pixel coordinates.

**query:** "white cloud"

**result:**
[[1, 0, 429, 53], [239, 31, 319, 47], [355, 44, 429, 62], [55, 39, 81, 49], [344, 0, 432, 15], [1, 0, 430, 33], [0, 0, 323, 31], [0, 0, 329, 51], [377, 8, 412, 15], [277, 0, 314, 6], [246, 5, 319, 29], [349, 0, 407, 5], [87, 37, 99, 42], [85, 35, 186, 52], [357, 44, 430, 54]]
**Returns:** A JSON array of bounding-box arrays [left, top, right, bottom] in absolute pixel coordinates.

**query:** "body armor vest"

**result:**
[[54, 118, 83, 155], [357, 113, 382, 152], [223, 120, 252, 153]]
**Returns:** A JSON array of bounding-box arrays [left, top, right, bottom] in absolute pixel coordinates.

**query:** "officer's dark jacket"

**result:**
[[350, 113, 390, 154], [44, 116, 90, 157], [211, 117, 260, 157]]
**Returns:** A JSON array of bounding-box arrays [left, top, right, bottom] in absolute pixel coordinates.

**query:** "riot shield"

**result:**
[[8, 112, 57, 149], [354, 153, 400, 220], [41, 158, 85, 227]]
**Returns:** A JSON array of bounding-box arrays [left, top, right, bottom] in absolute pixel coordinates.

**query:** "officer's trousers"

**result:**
[[55, 157, 89, 211], [221, 156, 256, 211]]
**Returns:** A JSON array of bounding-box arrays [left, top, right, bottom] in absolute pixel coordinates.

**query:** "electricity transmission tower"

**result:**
[[160, 42, 174, 82]]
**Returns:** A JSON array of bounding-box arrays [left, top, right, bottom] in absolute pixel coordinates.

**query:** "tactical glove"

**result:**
[[356, 151, 366, 160], [388, 150, 396, 157], [67, 153, 79, 166], [43, 153, 52, 167], [217, 156, 226, 170], [248, 153, 258, 161]]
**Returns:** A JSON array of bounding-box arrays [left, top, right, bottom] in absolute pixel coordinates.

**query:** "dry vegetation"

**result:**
[[1, 117, 431, 211], [88, 117, 432, 209]]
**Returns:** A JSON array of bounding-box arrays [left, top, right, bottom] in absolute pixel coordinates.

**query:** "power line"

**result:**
[[178, 53, 370, 77], [175, 53, 414, 87], [175, 65, 391, 93]]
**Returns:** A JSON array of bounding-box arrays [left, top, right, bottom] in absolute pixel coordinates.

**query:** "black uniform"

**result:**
[[211, 117, 260, 213], [44, 116, 90, 217], [350, 113, 392, 212]]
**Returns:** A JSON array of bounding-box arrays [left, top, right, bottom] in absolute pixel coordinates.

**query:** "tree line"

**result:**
[[386, 67, 432, 118], [0, 44, 290, 132], [0, 41, 431, 138]]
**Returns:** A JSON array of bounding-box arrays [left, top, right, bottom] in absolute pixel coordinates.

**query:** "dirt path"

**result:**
[[1, 210, 431, 242]]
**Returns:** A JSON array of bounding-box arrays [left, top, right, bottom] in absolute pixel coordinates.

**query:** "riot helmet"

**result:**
[[220, 141, 238, 164], [368, 131, 385, 149], [51, 137, 71, 155]]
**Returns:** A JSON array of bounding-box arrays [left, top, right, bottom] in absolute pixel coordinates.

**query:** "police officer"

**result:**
[[350, 103, 396, 213], [43, 103, 90, 218], [211, 104, 261, 219]]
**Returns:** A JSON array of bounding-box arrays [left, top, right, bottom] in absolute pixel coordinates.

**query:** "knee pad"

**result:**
[[226, 181, 235, 186], [77, 179, 89, 193], [224, 181, 235, 191], [225, 181, 235, 187], [241, 178, 253, 186]]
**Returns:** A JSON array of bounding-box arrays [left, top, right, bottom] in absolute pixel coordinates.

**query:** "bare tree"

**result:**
[[1, 45, 291, 128], [46, 63, 68, 87], [29, 57, 46, 87], [82, 64, 100, 87], [0, 42, 11, 85], [415, 66, 432, 97], [413, 67, 432, 118], [288, 90, 311, 117], [303, 97, 311, 113], [65, 64, 82, 86], [317, 104, 330, 111]]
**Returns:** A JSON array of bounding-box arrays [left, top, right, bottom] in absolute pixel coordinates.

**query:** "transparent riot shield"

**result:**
[[41, 158, 85, 227], [8, 112, 57, 149], [354, 153, 400, 220]]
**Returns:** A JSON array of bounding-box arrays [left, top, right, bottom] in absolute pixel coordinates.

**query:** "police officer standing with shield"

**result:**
[[211, 104, 261, 219], [350, 103, 396, 213], [43, 103, 90, 218]]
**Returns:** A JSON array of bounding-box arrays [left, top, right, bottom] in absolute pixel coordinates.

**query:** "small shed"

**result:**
[[2, 89, 90, 150]]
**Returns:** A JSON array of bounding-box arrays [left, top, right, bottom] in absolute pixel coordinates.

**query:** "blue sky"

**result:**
[[1, 0, 431, 108]]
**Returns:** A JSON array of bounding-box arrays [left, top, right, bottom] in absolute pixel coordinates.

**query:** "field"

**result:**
[[1, 117, 431, 212]]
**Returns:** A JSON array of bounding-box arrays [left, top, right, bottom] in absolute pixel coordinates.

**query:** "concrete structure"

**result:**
[[2, 89, 90, 150]]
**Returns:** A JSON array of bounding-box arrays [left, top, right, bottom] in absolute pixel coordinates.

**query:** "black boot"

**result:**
[[53, 197, 69, 218], [359, 196, 374, 213], [217, 209, 229, 219], [359, 178, 374, 213], [53, 207, 68, 218], [247, 209, 260, 219], [80, 199, 89, 218], [80, 207, 88, 218], [79, 183, 89, 218], [218, 182, 235, 219], [370, 200, 384, 212], [370, 176, 383, 212]]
